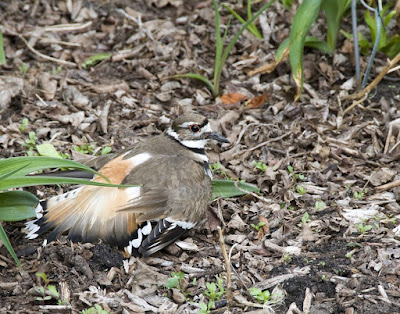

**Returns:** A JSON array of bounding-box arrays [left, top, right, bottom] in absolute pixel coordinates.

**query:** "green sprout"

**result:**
[[296, 185, 307, 195], [253, 160, 267, 172], [19, 118, 29, 132], [355, 223, 372, 234], [302, 212, 311, 224], [249, 287, 271, 303], [315, 200, 325, 211], [35, 272, 66, 305], [81, 304, 109, 314], [251, 221, 266, 232], [165, 271, 185, 290]]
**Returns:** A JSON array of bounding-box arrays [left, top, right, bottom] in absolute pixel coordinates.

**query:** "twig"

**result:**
[[375, 179, 400, 193], [115, 8, 154, 41], [343, 92, 368, 115], [233, 131, 291, 156], [19, 35, 76, 67], [342, 52, 400, 102], [217, 226, 232, 305], [24, 22, 92, 34]]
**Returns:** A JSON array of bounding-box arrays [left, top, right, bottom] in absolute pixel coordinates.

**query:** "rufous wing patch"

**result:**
[[92, 155, 135, 184], [29, 152, 153, 250]]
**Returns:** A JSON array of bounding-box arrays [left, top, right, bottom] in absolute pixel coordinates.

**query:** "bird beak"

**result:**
[[207, 132, 230, 143]]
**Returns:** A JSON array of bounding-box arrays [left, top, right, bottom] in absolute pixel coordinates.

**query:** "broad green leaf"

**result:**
[[321, 0, 351, 51], [0, 191, 38, 221], [381, 34, 400, 58], [0, 164, 30, 182], [0, 156, 109, 182], [0, 224, 21, 269], [0, 176, 139, 190], [276, 38, 290, 62], [289, 0, 323, 100], [165, 277, 179, 289], [36, 143, 62, 158], [304, 36, 332, 54], [212, 179, 259, 199]]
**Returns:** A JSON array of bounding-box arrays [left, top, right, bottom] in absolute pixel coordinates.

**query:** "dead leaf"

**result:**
[[256, 215, 270, 240], [220, 93, 247, 104], [246, 94, 269, 109]]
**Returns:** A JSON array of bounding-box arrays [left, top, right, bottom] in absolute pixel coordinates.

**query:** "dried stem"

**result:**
[[217, 226, 232, 305]]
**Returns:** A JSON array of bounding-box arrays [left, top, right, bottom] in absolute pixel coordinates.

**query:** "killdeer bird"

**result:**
[[26, 113, 229, 257]]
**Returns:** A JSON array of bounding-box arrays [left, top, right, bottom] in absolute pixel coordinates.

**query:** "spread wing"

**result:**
[[26, 153, 211, 257]]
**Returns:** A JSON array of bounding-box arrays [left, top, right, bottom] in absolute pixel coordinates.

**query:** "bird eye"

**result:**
[[189, 124, 201, 133]]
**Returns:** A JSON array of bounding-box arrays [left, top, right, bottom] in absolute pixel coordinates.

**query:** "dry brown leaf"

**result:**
[[256, 215, 270, 240], [246, 93, 269, 109], [220, 92, 247, 104]]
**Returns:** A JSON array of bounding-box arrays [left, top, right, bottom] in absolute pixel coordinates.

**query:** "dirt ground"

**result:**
[[1, 0, 400, 313]]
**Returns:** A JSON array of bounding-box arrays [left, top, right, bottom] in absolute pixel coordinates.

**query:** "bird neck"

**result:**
[[166, 128, 209, 165]]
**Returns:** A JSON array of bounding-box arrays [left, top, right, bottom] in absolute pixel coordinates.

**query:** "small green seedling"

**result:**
[[251, 221, 266, 232], [302, 212, 311, 224], [282, 253, 291, 263], [165, 271, 185, 290], [253, 161, 267, 172], [23, 131, 38, 155], [355, 223, 372, 234], [249, 287, 271, 304], [210, 162, 235, 180], [52, 66, 62, 75], [35, 272, 66, 305], [315, 200, 325, 211], [353, 190, 366, 200], [296, 185, 307, 195], [204, 277, 225, 301], [199, 301, 213, 314], [199, 276, 226, 314], [19, 118, 29, 132], [101, 146, 112, 155], [73, 143, 96, 154], [288, 165, 305, 181], [18, 62, 28, 74], [81, 304, 109, 314]]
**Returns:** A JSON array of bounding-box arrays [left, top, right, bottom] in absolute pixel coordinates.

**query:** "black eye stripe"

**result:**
[[199, 119, 208, 128]]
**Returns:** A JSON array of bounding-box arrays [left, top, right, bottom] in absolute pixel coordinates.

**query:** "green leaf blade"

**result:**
[[288, 0, 323, 100], [212, 179, 259, 199], [0, 191, 38, 221]]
